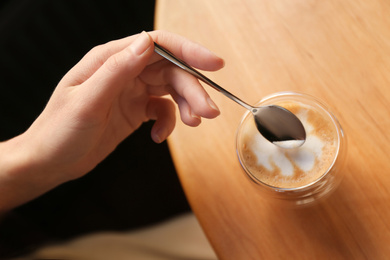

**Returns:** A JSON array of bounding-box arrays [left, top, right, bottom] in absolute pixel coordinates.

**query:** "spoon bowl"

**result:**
[[154, 42, 306, 148], [252, 106, 306, 148]]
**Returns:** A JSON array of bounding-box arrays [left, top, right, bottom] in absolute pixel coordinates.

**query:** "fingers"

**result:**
[[146, 97, 176, 143], [60, 35, 138, 86], [57, 30, 224, 130], [140, 61, 220, 125], [170, 91, 201, 127], [163, 66, 220, 120], [78, 32, 154, 107], [148, 30, 225, 71], [61, 30, 224, 87]]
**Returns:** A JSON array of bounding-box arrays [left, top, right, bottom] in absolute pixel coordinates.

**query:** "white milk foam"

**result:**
[[250, 110, 323, 176], [240, 102, 337, 188]]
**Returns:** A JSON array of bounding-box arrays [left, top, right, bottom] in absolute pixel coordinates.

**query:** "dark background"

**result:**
[[0, 0, 190, 258]]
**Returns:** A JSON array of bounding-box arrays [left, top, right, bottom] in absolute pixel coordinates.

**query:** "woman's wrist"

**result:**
[[0, 133, 64, 212]]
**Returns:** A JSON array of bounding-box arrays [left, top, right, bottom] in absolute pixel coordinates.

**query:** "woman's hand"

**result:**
[[0, 31, 224, 211]]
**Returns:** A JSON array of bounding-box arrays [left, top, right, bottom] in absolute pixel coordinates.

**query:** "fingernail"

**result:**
[[207, 97, 220, 113], [220, 58, 226, 68], [130, 31, 151, 56], [208, 50, 225, 68], [191, 110, 201, 120], [152, 131, 162, 144]]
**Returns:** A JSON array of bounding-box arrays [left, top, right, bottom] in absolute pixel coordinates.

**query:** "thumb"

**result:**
[[81, 31, 154, 102]]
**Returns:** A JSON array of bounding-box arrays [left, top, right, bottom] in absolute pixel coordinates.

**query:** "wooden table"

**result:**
[[155, 0, 390, 259]]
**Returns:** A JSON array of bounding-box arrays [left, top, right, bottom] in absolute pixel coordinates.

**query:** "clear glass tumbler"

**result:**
[[236, 92, 347, 206]]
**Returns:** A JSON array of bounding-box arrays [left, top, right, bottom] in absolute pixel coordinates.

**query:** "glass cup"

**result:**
[[236, 92, 346, 206]]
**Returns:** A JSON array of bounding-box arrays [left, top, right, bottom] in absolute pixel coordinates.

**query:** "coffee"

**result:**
[[237, 99, 339, 189]]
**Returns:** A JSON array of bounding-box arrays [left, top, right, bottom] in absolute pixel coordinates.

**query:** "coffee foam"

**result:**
[[239, 102, 338, 188]]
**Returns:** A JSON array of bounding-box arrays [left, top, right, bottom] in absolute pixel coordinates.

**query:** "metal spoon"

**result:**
[[154, 42, 306, 148]]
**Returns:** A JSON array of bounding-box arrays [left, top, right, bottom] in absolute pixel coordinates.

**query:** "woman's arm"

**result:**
[[0, 31, 224, 213]]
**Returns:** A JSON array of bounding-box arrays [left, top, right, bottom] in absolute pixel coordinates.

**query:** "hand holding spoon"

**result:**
[[154, 42, 306, 149]]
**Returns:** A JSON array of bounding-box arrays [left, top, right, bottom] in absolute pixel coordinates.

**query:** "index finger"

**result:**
[[60, 30, 224, 86], [148, 30, 225, 71]]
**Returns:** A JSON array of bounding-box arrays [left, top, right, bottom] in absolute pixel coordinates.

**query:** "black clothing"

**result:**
[[0, 1, 190, 258]]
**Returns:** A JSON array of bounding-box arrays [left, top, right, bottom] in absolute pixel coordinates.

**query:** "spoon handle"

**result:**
[[154, 42, 253, 111]]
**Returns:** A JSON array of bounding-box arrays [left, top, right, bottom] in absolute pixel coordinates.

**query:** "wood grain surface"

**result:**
[[155, 0, 390, 259]]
